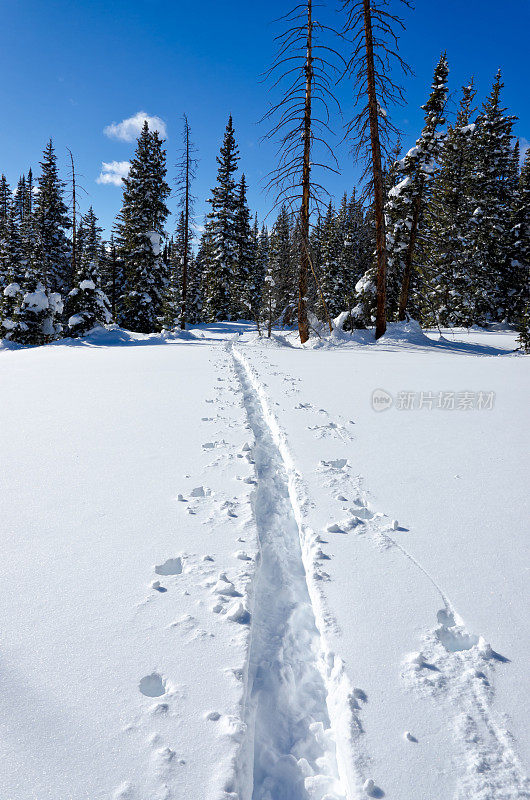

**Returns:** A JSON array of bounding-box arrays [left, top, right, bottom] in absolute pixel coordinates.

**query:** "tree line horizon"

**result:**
[[0, 0, 528, 350]]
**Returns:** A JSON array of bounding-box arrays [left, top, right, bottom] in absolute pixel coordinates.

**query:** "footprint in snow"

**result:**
[[139, 673, 167, 697], [320, 458, 349, 470], [435, 608, 496, 657], [155, 557, 183, 576], [151, 580, 167, 593], [113, 782, 135, 799]]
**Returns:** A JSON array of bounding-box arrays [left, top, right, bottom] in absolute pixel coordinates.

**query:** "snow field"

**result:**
[[0, 323, 528, 800]]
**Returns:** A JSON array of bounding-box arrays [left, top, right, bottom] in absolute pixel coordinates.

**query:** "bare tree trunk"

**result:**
[[362, 0, 387, 339], [181, 117, 190, 330], [298, 0, 313, 344], [67, 148, 77, 287], [267, 292, 272, 338], [397, 180, 424, 321]]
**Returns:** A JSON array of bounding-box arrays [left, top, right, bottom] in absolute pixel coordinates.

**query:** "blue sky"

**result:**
[[1, 0, 528, 238]]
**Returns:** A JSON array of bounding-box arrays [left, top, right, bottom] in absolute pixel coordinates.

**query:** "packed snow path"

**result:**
[[232, 348, 345, 800]]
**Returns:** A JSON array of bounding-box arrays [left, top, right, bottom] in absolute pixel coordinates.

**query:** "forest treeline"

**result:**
[[0, 40, 529, 348]]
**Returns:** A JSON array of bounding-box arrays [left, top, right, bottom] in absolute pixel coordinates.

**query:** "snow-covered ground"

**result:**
[[0, 323, 528, 800]]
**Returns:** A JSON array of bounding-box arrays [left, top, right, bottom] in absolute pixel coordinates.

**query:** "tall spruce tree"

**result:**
[[318, 202, 346, 319], [202, 116, 240, 321], [234, 175, 255, 319], [100, 233, 121, 322], [269, 205, 296, 324], [512, 145, 530, 321], [467, 70, 517, 322], [34, 139, 71, 294], [420, 82, 478, 325], [117, 121, 170, 332]]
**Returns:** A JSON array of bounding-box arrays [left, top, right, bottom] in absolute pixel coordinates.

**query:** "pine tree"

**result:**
[[19, 169, 37, 281], [517, 300, 530, 351], [242, 214, 264, 327], [163, 211, 192, 328], [512, 146, 530, 322], [64, 207, 111, 336], [33, 139, 71, 294], [420, 81, 478, 325], [202, 116, 240, 321], [184, 255, 201, 324], [0, 176, 11, 299], [117, 121, 170, 332], [318, 202, 345, 319], [98, 234, 119, 322], [258, 225, 276, 337], [233, 175, 255, 319], [269, 205, 295, 324], [505, 141, 529, 321], [467, 70, 517, 322]]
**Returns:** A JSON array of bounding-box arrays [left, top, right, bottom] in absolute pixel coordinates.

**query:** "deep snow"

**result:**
[[0, 322, 528, 800]]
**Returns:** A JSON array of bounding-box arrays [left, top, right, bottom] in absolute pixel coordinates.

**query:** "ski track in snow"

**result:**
[[231, 345, 369, 800], [232, 349, 345, 800]]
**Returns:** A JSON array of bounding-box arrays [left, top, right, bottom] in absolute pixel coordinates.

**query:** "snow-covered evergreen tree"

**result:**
[[202, 116, 240, 321], [420, 82, 478, 325], [318, 202, 345, 319], [33, 139, 71, 294], [64, 207, 111, 336], [99, 233, 122, 322], [117, 121, 170, 332], [511, 146, 530, 321], [517, 300, 530, 351], [466, 70, 517, 322], [234, 176, 256, 319], [351, 53, 449, 326], [269, 205, 295, 324]]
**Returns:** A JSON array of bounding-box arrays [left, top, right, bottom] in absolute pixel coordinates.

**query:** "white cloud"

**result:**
[[520, 137, 529, 163], [96, 161, 130, 186], [103, 111, 167, 142]]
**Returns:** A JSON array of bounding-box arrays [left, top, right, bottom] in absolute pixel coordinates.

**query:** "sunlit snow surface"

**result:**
[[0, 322, 528, 800]]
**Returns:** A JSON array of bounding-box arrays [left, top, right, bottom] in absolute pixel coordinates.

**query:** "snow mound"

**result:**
[[378, 320, 434, 346]]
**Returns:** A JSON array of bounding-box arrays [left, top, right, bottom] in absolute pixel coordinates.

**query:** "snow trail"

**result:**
[[232, 349, 346, 800]]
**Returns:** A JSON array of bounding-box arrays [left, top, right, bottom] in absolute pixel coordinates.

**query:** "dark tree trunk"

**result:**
[[68, 148, 77, 288], [397, 180, 424, 321], [362, 0, 387, 339], [299, 0, 313, 344], [181, 118, 190, 330]]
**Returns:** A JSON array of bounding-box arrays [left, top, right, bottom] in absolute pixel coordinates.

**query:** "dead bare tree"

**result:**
[[175, 114, 198, 330], [66, 148, 88, 289], [341, 0, 412, 338], [262, 1, 342, 343]]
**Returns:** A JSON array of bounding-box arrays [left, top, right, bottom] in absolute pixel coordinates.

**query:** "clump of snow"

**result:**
[[146, 230, 162, 256], [3, 282, 21, 297], [477, 636, 493, 660], [406, 652, 425, 669], [225, 600, 251, 624]]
